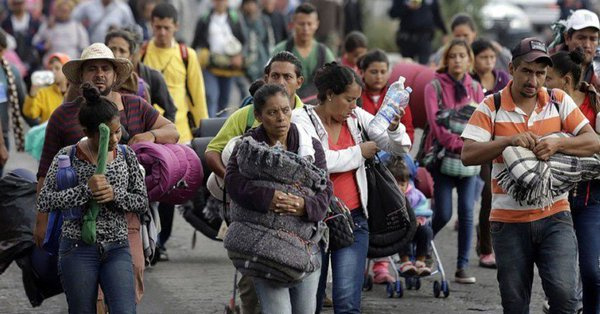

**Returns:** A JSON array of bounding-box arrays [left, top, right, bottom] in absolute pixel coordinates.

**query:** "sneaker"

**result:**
[[479, 253, 497, 269], [399, 261, 417, 276], [455, 269, 476, 284], [415, 260, 431, 277]]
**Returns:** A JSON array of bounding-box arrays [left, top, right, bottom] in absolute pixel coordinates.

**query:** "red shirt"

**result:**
[[360, 85, 415, 143], [328, 122, 361, 210], [579, 94, 596, 130]]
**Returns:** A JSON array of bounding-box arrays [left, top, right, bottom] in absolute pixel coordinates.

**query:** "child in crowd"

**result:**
[[358, 49, 415, 142], [372, 156, 433, 282], [470, 38, 510, 96], [340, 31, 368, 73], [23, 53, 69, 123]]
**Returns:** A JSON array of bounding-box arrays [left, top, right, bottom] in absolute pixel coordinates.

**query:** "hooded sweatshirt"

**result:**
[[424, 72, 484, 153]]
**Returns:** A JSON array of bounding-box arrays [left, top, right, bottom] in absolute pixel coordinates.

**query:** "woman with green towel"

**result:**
[[37, 83, 147, 313]]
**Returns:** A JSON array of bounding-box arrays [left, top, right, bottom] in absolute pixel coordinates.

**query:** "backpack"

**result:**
[[140, 41, 198, 128], [283, 39, 327, 105], [415, 78, 479, 170]]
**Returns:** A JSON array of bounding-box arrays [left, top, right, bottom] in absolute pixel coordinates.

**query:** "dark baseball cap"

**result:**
[[511, 37, 553, 66]]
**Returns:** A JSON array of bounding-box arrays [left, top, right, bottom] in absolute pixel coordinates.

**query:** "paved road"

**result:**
[[0, 148, 547, 314]]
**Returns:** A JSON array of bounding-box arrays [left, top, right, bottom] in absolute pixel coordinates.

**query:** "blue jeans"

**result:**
[[329, 210, 369, 313], [58, 238, 135, 314], [431, 169, 477, 269], [570, 181, 600, 314], [203, 70, 233, 117], [253, 268, 321, 314], [491, 211, 579, 314]]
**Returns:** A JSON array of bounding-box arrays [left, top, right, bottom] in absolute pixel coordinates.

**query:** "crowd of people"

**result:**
[[0, 0, 599, 313]]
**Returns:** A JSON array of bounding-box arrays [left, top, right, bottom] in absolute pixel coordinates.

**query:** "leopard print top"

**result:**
[[37, 144, 148, 242]]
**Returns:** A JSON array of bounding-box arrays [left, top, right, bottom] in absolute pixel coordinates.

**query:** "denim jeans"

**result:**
[[330, 210, 369, 313], [253, 267, 321, 314], [491, 211, 579, 314], [58, 238, 135, 314], [203, 70, 233, 118], [431, 169, 478, 269], [570, 181, 600, 314]]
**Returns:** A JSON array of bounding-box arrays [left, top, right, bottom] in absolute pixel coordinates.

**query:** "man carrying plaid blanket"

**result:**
[[461, 37, 600, 313], [497, 133, 600, 207]]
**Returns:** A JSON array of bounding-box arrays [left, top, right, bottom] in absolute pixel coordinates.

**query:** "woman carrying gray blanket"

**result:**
[[224, 84, 333, 314]]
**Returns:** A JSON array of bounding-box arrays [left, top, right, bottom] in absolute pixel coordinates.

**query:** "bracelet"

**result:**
[[149, 130, 157, 142]]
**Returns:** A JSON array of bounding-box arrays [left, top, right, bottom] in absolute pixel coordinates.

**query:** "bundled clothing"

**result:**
[[497, 133, 600, 207], [224, 124, 332, 284]]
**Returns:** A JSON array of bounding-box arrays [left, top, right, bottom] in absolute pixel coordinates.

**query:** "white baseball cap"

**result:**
[[567, 9, 600, 31]]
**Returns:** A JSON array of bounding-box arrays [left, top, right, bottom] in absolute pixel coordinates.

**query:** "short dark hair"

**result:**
[[152, 2, 178, 23], [78, 83, 120, 134], [386, 156, 410, 183], [314, 62, 364, 102], [451, 13, 476, 32], [294, 2, 317, 17], [264, 51, 303, 78], [105, 28, 140, 55], [471, 38, 497, 56], [358, 49, 389, 71], [253, 84, 289, 114], [344, 31, 368, 54]]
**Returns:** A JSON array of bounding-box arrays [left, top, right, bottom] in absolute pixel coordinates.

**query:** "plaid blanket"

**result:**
[[496, 133, 600, 207]]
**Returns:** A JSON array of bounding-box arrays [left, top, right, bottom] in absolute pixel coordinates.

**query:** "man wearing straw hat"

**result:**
[[33, 42, 179, 305]]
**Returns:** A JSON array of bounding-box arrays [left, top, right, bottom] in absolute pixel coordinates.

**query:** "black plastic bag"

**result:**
[[0, 169, 37, 274]]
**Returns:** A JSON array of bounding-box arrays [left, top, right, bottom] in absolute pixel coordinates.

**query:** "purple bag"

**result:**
[[131, 142, 182, 202], [160, 144, 203, 204]]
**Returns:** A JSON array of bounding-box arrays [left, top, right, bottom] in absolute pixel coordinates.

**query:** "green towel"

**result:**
[[81, 123, 109, 245]]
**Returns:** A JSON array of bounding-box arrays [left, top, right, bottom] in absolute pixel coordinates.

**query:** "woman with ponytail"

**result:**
[[546, 47, 600, 314], [37, 83, 147, 314], [292, 62, 411, 313]]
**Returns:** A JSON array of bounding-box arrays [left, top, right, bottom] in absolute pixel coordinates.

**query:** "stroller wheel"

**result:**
[[415, 277, 421, 290], [363, 274, 373, 291], [386, 282, 394, 298], [433, 280, 441, 298], [441, 280, 450, 298], [395, 281, 403, 298]]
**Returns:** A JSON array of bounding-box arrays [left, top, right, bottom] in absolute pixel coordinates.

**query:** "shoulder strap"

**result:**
[[493, 92, 502, 112], [178, 43, 195, 109], [431, 79, 443, 109], [245, 107, 255, 132], [547, 88, 560, 113], [178, 42, 189, 68], [140, 41, 149, 63], [284, 38, 294, 52], [316, 43, 327, 70], [118, 144, 127, 158], [69, 144, 77, 162]]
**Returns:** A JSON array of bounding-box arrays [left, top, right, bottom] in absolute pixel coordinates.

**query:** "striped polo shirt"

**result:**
[[461, 81, 589, 223], [37, 94, 159, 179]]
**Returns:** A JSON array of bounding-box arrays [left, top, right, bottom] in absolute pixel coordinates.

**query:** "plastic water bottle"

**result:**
[[56, 155, 82, 220], [371, 78, 412, 130]]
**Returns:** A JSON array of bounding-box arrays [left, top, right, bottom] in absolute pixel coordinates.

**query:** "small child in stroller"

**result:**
[[373, 156, 434, 282]]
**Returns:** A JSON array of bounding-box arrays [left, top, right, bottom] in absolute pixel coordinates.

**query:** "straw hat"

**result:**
[[62, 43, 133, 88]]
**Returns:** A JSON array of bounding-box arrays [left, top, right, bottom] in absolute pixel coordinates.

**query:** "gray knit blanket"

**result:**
[[223, 137, 328, 283], [497, 133, 600, 207]]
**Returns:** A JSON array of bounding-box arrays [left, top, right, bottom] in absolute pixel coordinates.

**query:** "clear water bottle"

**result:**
[[371, 78, 412, 130]]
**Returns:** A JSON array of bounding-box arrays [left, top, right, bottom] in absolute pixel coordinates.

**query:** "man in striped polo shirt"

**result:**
[[461, 37, 600, 313]]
